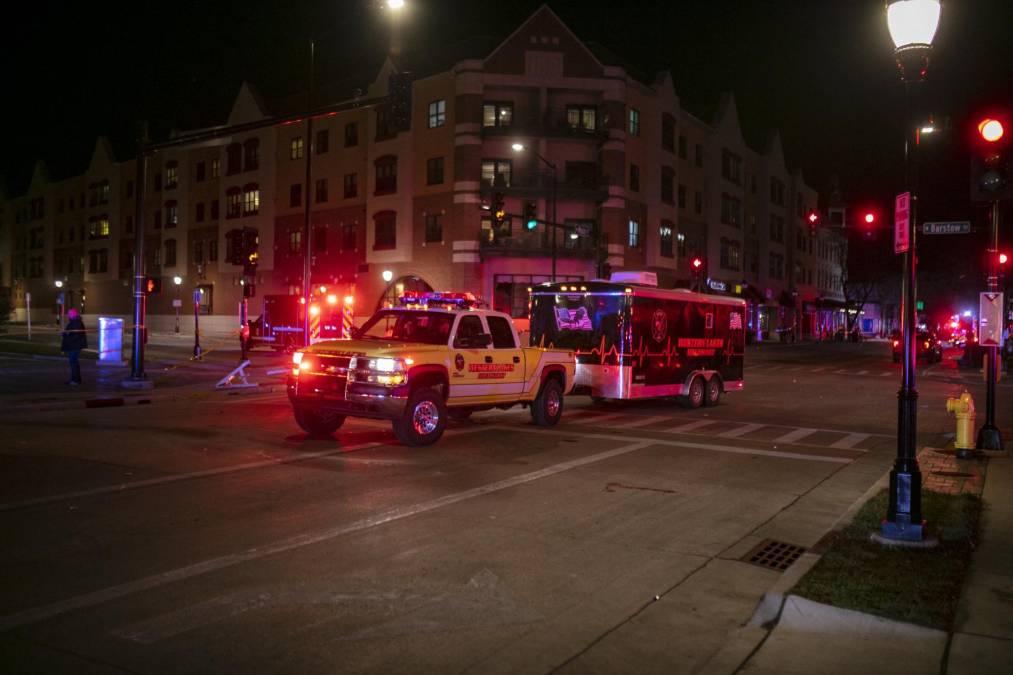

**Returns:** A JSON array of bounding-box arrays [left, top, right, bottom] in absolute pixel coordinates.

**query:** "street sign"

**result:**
[[894, 192, 910, 253], [922, 221, 971, 235], [172, 299, 183, 308], [979, 292, 1005, 347]]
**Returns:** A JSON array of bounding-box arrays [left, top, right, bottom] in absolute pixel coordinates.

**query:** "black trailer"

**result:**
[[529, 281, 745, 407]]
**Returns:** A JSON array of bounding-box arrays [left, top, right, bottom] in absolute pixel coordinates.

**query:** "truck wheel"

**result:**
[[448, 408, 473, 422], [531, 378, 564, 426], [680, 376, 705, 409], [703, 377, 721, 407], [393, 387, 447, 446], [293, 406, 346, 437]]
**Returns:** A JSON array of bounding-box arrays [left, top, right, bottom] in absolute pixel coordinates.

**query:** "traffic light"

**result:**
[[523, 201, 538, 230], [492, 192, 506, 227], [144, 276, 162, 294], [864, 212, 876, 225], [690, 256, 705, 291], [971, 115, 1011, 203], [807, 210, 820, 234], [1000, 252, 1009, 265]]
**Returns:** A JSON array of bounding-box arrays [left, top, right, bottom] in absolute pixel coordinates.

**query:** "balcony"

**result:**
[[480, 169, 610, 203], [478, 227, 598, 260], [481, 107, 609, 142]]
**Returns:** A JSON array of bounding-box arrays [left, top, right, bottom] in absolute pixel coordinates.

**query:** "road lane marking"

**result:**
[[663, 419, 716, 434], [717, 423, 765, 438], [856, 370, 869, 375], [580, 412, 629, 425], [0, 426, 487, 513], [829, 433, 871, 449], [0, 439, 654, 632], [772, 427, 819, 444], [611, 415, 669, 429]]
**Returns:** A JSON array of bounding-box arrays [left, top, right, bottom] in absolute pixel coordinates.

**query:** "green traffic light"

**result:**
[[526, 219, 537, 230]]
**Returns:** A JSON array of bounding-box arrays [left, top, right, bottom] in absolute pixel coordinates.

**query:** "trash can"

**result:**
[[98, 317, 123, 364]]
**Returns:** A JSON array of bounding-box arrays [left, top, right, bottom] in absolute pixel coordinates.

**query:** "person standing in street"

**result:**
[[61, 308, 87, 385]]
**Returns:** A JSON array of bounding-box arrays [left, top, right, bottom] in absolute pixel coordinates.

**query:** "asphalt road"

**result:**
[[0, 341, 1005, 674]]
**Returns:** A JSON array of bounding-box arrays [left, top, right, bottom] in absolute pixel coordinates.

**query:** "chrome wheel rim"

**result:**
[[546, 389, 561, 417], [691, 381, 704, 405], [413, 400, 440, 435]]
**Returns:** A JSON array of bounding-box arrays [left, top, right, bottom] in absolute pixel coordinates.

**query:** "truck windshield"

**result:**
[[529, 292, 625, 352], [355, 311, 454, 344]]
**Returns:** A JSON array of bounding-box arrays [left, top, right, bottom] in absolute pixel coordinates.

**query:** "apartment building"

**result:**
[[0, 5, 844, 340]]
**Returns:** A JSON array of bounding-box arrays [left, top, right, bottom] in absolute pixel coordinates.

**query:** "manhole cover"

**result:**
[[742, 539, 805, 571], [931, 470, 973, 478]]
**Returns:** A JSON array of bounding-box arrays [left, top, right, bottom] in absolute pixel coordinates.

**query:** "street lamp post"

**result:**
[[879, 0, 941, 544], [512, 143, 558, 281], [173, 275, 182, 334]]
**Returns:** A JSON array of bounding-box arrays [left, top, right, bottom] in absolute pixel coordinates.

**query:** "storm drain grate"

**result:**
[[742, 539, 806, 572]]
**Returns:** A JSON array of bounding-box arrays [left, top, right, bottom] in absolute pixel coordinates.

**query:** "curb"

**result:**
[[0, 383, 283, 415]]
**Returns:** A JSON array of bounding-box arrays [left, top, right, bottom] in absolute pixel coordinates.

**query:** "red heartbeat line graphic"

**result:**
[[547, 335, 743, 367]]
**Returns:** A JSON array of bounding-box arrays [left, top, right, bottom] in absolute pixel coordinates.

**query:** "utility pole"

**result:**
[[122, 123, 153, 390]]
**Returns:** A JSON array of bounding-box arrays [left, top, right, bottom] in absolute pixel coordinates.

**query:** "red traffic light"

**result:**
[[808, 212, 818, 224], [864, 212, 875, 224], [979, 118, 1005, 143], [691, 257, 704, 270], [1000, 252, 1009, 265]]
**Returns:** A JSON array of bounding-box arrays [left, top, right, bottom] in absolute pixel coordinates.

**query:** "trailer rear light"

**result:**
[[893, 340, 899, 347]]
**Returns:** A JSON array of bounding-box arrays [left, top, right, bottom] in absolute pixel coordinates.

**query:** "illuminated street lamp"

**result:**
[[54, 280, 64, 288], [512, 142, 558, 280], [879, 0, 941, 545], [382, 269, 394, 283], [173, 275, 183, 333]]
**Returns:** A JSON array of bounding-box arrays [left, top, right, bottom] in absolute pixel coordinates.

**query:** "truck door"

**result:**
[[485, 314, 525, 396], [449, 314, 493, 402]]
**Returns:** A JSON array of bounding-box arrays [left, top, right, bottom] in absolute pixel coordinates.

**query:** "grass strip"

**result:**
[[791, 489, 982, 630]]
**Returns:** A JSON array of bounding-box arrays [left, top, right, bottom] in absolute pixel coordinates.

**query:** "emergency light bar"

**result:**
[[398, 291, 479, 308]]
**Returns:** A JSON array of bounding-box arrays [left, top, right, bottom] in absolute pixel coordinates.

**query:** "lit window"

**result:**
[[428, 99, 446, 128], [243, 187, 260, 215], [482, 102, 513, 127], [628, 219, 640, 248], [290, 137, 304, 160], [628, 108, 640, 136]]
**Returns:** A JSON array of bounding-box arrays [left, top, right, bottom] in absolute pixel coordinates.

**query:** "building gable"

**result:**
[[483, 5, 604, 79], [713, 92, 745, 146], [227, 82, 270, 126]]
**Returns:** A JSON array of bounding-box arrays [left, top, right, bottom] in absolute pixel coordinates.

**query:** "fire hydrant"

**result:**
[[946, 391, 976, 452]]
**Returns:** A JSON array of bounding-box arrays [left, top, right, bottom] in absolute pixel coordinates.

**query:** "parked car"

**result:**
[[892, 331, 943, 363]]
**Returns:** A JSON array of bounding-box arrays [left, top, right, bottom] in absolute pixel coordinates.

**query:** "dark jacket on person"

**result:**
[[61, 317, 88, 352]]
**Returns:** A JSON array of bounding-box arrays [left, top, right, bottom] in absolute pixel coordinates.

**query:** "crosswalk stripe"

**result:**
[[772, 427, 819, 444], [580, 412, 628, 425], [664, 419, 716, 434], [717, 423, 765, 438], [612, 415, 670, 429], [830, 433, 871, 449]]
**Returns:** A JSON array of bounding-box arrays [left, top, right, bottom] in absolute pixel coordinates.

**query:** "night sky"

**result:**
[[4, 0, 1012, 312]]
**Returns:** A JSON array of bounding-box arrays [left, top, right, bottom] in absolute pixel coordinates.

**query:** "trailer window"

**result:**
[[530, 293, 624, 352]]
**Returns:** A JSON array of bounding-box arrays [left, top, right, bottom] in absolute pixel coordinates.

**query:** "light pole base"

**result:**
[[871, 531, 938, 549], [975, 425, 1005, 452], [120, 377, 155, 391]]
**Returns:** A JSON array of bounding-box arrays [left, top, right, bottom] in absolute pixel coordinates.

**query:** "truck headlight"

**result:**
[[349, 356, 407, 386]]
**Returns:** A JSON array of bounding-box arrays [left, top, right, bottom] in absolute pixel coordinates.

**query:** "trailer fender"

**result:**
[[683, 370, 721, 394]]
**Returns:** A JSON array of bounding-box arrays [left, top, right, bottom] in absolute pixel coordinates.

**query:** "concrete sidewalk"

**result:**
[[732, 448, 1012, 675]]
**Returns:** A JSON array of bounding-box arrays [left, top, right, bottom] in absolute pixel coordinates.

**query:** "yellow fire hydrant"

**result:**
[[946, 391, 976, 451]]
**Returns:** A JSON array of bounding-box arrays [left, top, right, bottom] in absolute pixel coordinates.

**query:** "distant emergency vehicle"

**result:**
[[251, 292, 354, 351], [529, 274, 745, 407], [287, 291, 576, 446]]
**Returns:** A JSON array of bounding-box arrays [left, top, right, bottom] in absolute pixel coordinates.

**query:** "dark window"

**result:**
[[226, 143, 242, 175], [375, 156, 397, 194], [454, 315, 485, 348], [630, 164, 640, 192], [154, 209, 162, 229], [194, 240, 204, 264], [165, 239, 177, 267], [374, 210, 396, 250], [376, 107, 392, 139], [678, 135, 687, 159], [660, 222, 674, 258], [695, 144, 704, 167], [662, 114, 675, 152], [721, 148, 742, 184], [313, 225, 327, 253], [661, 167, 675, 204], [243, 139, 259, 171], [678, 184, 687, 209], [315, 129, 329, 154], [210, 199, 220, 220], [344, 122, 358, 147], [153, 172, 162, 191], [195, 161, 206, 182], [428, 99, 446, 128], [486, 315, 516, 349], [426, 157, 444, 185], [770, 178, 786, 207], [341, 223, 356, 250], [315, 178, 328, 203], [482, 102, 513, 127], [565, 161, 597, 189], [720, 193, 742, 227], [344, 173, 358, 198], [290, 184, 302, 207], [720, 237, 742, 270], [288, 230, 302, 254], [769, 215, 784, 243], [208, 239, 218, 261], [211, 159, 220, 178], [165, 201, 178, 227], [226, 189, 241, 219], [424, 213, 442, 243], [694, 190, 703, 215]]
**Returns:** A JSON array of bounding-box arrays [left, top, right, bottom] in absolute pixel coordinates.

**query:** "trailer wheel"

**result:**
[[293, 406, 346, 437], [703, 377, 721, 407], [680, 376, 705, 409]]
